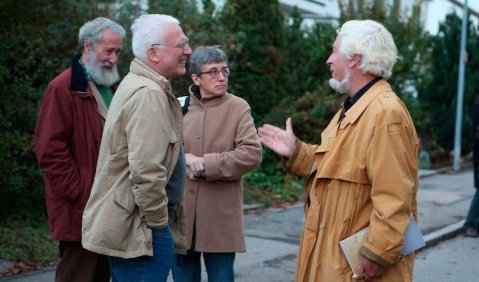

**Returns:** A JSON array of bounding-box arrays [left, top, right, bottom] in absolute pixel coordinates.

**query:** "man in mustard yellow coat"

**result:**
[[259, 19, 418, 282]]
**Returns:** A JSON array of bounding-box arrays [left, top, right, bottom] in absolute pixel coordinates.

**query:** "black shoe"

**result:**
[[464, 227, 479, 237]]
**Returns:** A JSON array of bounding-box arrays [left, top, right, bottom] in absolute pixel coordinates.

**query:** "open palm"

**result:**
[[258, 117, 297, 158]]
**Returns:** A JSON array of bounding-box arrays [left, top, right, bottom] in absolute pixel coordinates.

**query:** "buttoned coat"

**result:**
[[182, 87, 262, 252], [286, 80, 418, 282], [82, 58, 185, 258]]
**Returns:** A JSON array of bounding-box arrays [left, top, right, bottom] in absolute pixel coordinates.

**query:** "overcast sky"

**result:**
[[424, 0, 479, 34]]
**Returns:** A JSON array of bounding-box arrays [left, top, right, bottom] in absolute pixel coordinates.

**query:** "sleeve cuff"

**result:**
[[203, 153, 220, 181], [359, 246, 402, 268]]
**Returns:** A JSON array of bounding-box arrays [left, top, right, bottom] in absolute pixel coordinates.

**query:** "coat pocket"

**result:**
[[113, 184, 136, 214]]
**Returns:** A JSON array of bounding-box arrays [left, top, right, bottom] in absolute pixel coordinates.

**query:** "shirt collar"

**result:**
[[343, 76, 382, 113]]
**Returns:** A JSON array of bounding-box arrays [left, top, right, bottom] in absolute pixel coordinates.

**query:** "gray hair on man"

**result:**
[[188, 45, 228, 75], [130, 14, 180, 61], [78, 17, 126, 50], [337, 19, 398, 80]]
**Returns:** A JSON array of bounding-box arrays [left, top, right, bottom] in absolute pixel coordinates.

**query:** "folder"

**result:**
[[339, 214, 425, 275]]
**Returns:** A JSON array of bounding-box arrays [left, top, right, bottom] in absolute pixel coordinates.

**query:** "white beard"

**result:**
[[329, 71, 350, 94], [84, 51, 120, 86]]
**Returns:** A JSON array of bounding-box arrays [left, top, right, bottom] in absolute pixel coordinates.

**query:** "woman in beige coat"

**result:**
[[172, 46, 262, 282]]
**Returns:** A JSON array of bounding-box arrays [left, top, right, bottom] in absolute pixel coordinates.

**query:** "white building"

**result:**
[[197, 0, 479, 34]]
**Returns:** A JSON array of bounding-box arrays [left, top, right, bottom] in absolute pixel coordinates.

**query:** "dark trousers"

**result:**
[[172, 250, 236, 282], [56, 241, 110, 282], [465, 190, 479, 229]]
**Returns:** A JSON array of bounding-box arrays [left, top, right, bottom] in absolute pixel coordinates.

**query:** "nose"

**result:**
[[184, 44, 192, 55], [326, 55, 332, 66], [109, 52, 119, 65], [217, 71, 227, 80]]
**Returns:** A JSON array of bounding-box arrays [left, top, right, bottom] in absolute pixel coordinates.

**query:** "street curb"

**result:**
[[416, 165, 469, 252], [420, 220, 465, 252], [0, 266, 56, 281]]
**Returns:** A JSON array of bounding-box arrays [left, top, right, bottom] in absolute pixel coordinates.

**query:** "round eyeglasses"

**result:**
[[199, 68, 230, 79]]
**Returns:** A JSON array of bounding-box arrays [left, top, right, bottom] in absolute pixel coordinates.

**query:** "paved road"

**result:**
[[1, 168, 476, 281], [414, 235, 479, 282]]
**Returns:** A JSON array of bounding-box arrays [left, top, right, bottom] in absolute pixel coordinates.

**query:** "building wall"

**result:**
[[193, 0, 478, 34]]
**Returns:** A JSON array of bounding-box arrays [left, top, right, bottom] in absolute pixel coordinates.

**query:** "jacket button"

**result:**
[[319, 223, 325, 229], [189, 190, 196, 196], [195, 134, 200, 139]]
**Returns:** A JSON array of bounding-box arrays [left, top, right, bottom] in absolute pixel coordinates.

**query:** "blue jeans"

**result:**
[[109, 225, 174, 282], [172, 250, 235, 282], [465, 190, 479, 229]]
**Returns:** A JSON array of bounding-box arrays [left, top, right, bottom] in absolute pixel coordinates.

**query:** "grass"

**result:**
[[0, 214, 57, 273], [0, 174, 305, 276], [244, 170, 305, 207]]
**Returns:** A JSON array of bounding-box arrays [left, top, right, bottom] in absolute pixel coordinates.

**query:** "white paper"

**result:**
[[401, 214, 426, 255]]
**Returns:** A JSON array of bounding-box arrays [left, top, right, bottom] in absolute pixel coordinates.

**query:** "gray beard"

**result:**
[[329, 72, 350, 94], [84, 51, 120, 86]]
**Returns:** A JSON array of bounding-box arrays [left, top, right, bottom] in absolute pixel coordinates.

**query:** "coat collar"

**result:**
[[339, 79, 393, 127], [130, 58, 173, 96], [188, 84, 228, 107], [70, 54, 89, 92]]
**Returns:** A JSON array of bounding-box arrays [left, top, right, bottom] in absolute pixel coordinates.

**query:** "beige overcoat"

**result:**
[[286, 80, 419, 281], [182, 87, 262, 252], [82, 58, 186, 258]]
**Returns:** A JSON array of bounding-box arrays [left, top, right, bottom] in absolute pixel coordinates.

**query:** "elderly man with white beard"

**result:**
[[34, 17, 125, 282]]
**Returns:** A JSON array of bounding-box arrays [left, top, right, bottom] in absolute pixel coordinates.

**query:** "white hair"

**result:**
[[337, 20, 398, 79], [78, 17, 125, 51], [130, 14, 180, 61]]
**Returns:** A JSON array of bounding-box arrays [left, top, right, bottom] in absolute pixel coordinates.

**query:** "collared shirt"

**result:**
[[339, 76, 382, 122]]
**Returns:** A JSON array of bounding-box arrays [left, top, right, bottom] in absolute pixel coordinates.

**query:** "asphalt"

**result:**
[[0, 165, 476, 281]]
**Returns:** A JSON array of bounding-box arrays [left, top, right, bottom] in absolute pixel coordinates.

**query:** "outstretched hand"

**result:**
[[258, 117, 297, 158]]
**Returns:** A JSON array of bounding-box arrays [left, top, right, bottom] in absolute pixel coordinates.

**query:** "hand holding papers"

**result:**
[[339, 214, 425, 275]]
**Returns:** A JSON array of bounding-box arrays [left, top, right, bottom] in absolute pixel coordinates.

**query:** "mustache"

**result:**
[[99, 61, 114, 68]]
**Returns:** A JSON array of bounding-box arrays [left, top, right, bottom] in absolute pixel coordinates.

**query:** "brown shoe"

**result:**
[[464, 227, 479, 237]]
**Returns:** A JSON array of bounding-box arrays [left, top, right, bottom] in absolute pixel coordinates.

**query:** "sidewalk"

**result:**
[[0, 166, 475, 281], [237, 166, 476, 281], [416, 165, 473, 246]]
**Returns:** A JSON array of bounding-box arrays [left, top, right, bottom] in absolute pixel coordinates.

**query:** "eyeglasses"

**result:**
[[199, 68, 230, 79], [151, 38, 190, 50]]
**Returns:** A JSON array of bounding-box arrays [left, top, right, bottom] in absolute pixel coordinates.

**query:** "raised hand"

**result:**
[[258, 117, 297, 158]]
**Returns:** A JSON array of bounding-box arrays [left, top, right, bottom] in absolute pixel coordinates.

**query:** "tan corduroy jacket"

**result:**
[[82, 58, 186, 258], [287, 80, 419, 282]]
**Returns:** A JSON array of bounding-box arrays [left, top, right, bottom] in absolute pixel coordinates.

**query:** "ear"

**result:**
[[349, 54, 362, 68], [82, 40, 92, 58], [191, 74, 201, 86], [148, 47, 161, 63]]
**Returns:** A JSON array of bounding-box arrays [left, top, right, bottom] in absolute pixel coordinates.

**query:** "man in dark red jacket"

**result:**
[[34, 17, 125, 282]]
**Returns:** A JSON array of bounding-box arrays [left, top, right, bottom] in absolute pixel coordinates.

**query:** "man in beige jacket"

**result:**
[[82, 14, 191, 282], [259, 20, 418, 281]]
